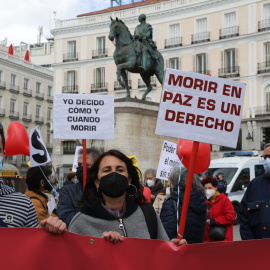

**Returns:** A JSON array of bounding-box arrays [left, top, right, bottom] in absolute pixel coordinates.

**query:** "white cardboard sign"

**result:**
[[156, 140, 182, 181], [54, 94, 114, 140], [72, 146, 83, 172], [29, 126, 51, 167], [155, 69, 246, 148]]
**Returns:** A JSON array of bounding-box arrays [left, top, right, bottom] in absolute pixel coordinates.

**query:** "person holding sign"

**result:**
[[68, 150, 186, 246], [201, 177, 234, 242], [25, 166, 57, 226], [160, 167, 206, 243]]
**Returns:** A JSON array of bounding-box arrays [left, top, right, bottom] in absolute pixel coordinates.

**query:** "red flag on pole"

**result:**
[[24, 50, 30, 62], [8, 44, 14, 55]]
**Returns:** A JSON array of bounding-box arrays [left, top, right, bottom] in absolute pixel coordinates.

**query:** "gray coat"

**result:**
[[69, 196, 169, 241]]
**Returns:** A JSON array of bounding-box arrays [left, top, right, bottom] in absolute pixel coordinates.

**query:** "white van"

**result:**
[[204, 151, 265, 225]]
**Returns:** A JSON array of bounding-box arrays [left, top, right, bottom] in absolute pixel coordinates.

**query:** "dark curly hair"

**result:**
[[26, 166, 52, 190], [80, 149, 146, 205], [201, 176, 218, 188]]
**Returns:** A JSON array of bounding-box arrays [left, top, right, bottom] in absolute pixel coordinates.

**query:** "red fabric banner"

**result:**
[[0, 228, 268, 269]]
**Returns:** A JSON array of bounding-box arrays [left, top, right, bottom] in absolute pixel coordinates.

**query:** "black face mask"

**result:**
[[99, 172, 129, 198], [76, 166, 91, 184]]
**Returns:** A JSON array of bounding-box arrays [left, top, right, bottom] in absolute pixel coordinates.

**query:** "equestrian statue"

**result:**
[[109, 14, 164, 100]]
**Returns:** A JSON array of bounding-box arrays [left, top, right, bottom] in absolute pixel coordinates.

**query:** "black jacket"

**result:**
[[239, 173, 270, 240], [160, 190, 207, 243]]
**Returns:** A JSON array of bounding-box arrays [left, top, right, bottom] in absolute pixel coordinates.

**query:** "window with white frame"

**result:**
[[47, 130, 51, 144], [36, 105, 41, 118], [47, 108, 52, 121], [263, 3, 270, 20], [95, 67, 105, 88], [67, 71, 76, 89], [10, 74, 16, 86], [36, 82, 41, 93], [24, 78, 29, 89], [195, 18, 208, 40], [23, 102, 28, 116], [169, 58, 180, 69], [196, 54, 207, 74], [47, 86, 52, 97], [168, 24, 180, 46], [97, 37, 106, 55], [266, 86, 270, 112], [224, 48, 236, 72], [10, 99, 16, 113], [68, 41, 76, 58], [223, 12, 237, 36], [0, 71, 2, 81], [265, 42, 270, 66]]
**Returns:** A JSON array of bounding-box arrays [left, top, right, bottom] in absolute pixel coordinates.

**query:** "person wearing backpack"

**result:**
[[68, 149, 186, 246]]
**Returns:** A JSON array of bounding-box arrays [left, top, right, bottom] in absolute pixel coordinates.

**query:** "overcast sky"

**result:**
[[0, 0, 141, 46]]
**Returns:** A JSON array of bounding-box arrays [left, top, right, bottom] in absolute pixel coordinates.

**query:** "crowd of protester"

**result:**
[[1, 121, 270, 244]]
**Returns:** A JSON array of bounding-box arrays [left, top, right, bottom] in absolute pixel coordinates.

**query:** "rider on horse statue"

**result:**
[[133, 14, 159, 71]]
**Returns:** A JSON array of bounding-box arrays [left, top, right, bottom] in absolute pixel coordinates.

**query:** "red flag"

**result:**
[[8, 44, 14, 55], [24, 50, 30, 62]]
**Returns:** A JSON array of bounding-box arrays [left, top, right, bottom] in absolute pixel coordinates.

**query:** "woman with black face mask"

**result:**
[[68, 150, 186, 246]]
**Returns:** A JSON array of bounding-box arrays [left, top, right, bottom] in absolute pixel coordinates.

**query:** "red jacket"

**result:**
[[204, 193, 235, 242]]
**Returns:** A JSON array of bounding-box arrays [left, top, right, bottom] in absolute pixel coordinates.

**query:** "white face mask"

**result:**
[[205, 189, 216, 199], [146, 179, 155, 187], [166, 187, 170, 198]]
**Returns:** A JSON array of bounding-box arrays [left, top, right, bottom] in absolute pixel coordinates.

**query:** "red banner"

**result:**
[[0, 228, 269, 269]]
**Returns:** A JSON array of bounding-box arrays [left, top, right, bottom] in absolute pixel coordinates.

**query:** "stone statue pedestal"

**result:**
[[102, 98, 177, 177]]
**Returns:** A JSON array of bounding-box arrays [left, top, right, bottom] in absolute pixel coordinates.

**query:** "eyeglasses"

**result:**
[[261, 155, 270, 160]]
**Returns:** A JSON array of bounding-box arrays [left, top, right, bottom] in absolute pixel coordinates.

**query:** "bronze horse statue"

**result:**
[[108, 17, 164, 100]]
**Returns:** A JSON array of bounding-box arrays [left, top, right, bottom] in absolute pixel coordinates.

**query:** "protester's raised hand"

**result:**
[[102, 231, 123, 244], [171, 238, 187, 246], [40, 216, 67, 234]]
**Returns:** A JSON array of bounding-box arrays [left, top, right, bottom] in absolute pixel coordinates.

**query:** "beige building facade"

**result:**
[[51, 0, 270, 175], [0, 46, 54, 176]]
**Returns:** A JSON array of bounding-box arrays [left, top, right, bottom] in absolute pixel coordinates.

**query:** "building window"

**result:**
[[67, 71, 76, 88], [221, 12, 238, 37], [68, 41, 76, 58], [23, 102, 28, 116], [24, 79, 29, 89], [224, 12, 236, 28], [22, 155, 27, 162], [47, 130, 51, 143], [169, 58, 180, 69], [97, 37, 105, 55], [224, 48, 236, 71], [95, 67, 105, 87], [10, 99, 15, 113], [63, 141, 77, 154], [10, 74, 16, 86], [47, 108, 52, 121], [167, 24, 181, 47], [263, 3, 270, 20], [194, 18, 208, 41], [0, 71, 3, 81], [36, 105, 41, 118], [265, 43, 270, 66], [47, 86, 52, 96], [196, 54, 207, 74], [36, 82, 41, 93]]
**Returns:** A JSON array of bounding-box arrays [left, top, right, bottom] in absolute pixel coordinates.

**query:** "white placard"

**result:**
[[47, 197, 56, 215], [54, 94, 114, 140], [155, 69, 246, 148], [72, 146, 83, 172], [29, 126, 51, 167], [156, 140, 182, 181]]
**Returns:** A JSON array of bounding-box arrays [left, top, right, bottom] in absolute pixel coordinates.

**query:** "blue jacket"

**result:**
[[239, 173, 270, 240], [57, 182, 83, 228], [217, 180, 227, 194], [160, 190, 207, 243]]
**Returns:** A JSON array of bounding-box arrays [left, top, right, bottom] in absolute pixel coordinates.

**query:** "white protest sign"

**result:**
[[47, 197, 56, 215], [29, 126, 51, 167], [155, 69, 246, 148], [54, 94, 114, 140], [72, 146, 83, 172], [157, 141, 182, 181]]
